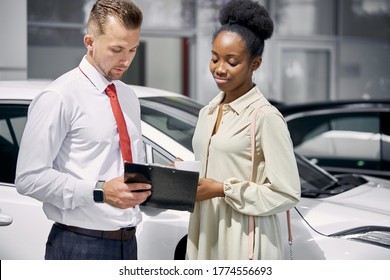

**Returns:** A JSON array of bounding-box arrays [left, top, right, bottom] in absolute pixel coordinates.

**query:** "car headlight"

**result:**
[[330, 226, 390, 249]]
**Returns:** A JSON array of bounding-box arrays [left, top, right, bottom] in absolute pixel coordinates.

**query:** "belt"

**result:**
[[55, 223, 136, 241]]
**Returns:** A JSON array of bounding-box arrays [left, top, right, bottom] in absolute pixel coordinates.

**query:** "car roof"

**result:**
[[0, 80, 184, 101], [0, 80, 51, 100], [131, 85, 182, 98]]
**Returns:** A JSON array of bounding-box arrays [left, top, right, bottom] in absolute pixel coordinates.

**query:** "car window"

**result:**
[[0, 105, 29, 184], [139, 97, 201, 151], [289, 112, 381, 171], [143, 137, 175, 166]]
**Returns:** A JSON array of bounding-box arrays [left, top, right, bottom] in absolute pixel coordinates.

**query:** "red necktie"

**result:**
[[105, 84, 133, 162]]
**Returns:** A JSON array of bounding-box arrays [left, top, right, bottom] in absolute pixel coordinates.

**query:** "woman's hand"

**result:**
[[196, 178, 224, 201]]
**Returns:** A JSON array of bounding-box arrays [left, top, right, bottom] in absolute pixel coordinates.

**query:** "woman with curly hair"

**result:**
[[186, 0, 301, 260]]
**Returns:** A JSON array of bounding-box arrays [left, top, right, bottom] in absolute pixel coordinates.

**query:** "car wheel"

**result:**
[[174, 235, 187, 260]]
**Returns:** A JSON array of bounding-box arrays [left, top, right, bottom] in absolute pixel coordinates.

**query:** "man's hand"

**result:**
[[102, 176, 151, 209]]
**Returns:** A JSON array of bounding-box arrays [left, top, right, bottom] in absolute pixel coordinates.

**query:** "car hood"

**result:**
[[296, 176, 390, 235]]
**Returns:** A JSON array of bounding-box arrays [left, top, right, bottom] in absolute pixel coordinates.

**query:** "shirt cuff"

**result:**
[[223, 177, 242, 194], [69, 179, 97, 209]]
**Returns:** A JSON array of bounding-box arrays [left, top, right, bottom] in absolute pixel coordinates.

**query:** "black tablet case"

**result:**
[[124, 163, 199, 212]]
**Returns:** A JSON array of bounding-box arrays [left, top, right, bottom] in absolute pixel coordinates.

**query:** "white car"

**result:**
[[0, 81, 389, 260]]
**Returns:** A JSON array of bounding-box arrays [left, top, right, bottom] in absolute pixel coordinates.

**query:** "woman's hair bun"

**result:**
[[219, 0, 273, 40]]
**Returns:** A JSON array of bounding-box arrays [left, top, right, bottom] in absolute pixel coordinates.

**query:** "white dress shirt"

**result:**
[[15, 57, 145, 230]]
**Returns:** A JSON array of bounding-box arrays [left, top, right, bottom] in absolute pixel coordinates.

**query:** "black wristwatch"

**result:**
[[93, 180, 105, 203]]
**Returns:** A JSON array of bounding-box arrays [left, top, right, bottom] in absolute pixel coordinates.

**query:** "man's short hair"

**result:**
[[87, 0, 143, 35]]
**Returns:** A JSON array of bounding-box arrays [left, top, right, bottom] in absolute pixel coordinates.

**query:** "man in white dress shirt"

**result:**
[[15, 0, 151, 260]]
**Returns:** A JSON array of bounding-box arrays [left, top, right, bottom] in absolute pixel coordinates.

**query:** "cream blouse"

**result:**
[[186, 87, 301, 260]]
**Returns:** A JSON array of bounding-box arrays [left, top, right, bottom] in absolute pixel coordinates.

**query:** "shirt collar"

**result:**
[[79, 56, 112, 93], [207, 87, 264, 115], [207, 91, 225, 114]]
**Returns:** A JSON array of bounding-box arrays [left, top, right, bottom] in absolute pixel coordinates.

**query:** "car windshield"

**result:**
[[295, 153, 339, 196], [295, 153, 369, 198], [139, 96, 203, 151]]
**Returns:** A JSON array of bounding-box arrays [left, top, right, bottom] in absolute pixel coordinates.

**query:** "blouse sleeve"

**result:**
[[223, 109, 301, 216]]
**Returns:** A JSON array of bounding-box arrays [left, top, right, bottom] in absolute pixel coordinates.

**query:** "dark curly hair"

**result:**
[[213, 0, 274, 59]]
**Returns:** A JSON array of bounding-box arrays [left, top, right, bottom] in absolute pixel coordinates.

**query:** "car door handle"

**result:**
[[0, 208, 13, 226]]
